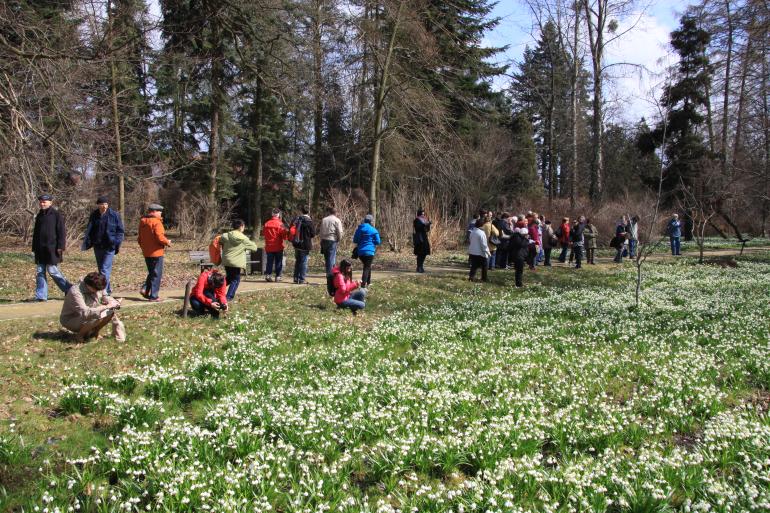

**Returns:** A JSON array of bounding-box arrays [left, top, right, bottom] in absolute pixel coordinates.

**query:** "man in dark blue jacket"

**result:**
[[82, 196, 125, 294]]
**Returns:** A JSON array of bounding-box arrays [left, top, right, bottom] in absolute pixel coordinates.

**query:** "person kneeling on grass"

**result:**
[[332, 259, 367, 315], [60, 271, 125, 343], [190, 269, 228, 319]]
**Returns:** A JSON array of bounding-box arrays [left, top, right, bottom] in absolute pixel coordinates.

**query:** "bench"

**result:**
[[189, 250, 215, 272], [189, 248, 282, 275]]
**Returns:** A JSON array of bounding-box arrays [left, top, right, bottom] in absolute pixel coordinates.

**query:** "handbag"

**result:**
[[352, 246, 359, 259]]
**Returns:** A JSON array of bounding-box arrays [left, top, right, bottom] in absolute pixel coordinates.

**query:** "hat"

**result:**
[[364, 214, 374, 224], [147, 203, 164, 212], [96, 195, 109, 205], [37, 194, 53, 201]]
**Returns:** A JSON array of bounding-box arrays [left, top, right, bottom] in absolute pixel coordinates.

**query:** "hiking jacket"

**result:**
[[510, 232, 529, 261], [138, 214, 170, 258], [289, 215, 315, 252], [60, 281, 109, 332], [528, 223, 541, 246], [668, 219, 682, 237], [221, 229, 258, 270], [480, 221, 498, 252], [319, 215, 344, 242], [262, 217, 289, 253], [542, 225, 557, 249], [33, 207, 66, 265], [191, 270, 227, 307], [83, 208, 125, 252], [558, 222, 571, 246], [584, 224, 598, 249], [353, 222, 381, 257], [468, 227, 490, 258], [331, 266, 360, 305]]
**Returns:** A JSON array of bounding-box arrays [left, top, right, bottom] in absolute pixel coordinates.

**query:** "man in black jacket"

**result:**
[[32, 194, 72, 301], [290, 205, 315, 284]]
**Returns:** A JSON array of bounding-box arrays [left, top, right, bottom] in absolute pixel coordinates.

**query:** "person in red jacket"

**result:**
[[331, 259, 367, 315], [557, 217, 571, 263], [261, 208, 289, 282], [190, 270, 228, 318], [527, 217, 541, 270]]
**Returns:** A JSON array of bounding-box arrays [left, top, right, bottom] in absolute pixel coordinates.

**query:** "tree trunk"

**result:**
[[720, 0, 733, 177], [108, 0, 125, 220], [311, 0, 325, 212], [369, 0, 404, 226], [732, 22, 754, 172], [584, 0, 604, 203], [208, 30, 223, 232], [252, 80, 264, 242], [762, 38, 770, 237], [570, 4, 580, 209]]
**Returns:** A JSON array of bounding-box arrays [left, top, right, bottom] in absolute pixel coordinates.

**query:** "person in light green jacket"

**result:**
[[220, 219, 258, 301]]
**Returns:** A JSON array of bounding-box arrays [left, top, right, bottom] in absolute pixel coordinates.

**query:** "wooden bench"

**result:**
[[189, 250, 215, 272], [189, 248, 273, 275]]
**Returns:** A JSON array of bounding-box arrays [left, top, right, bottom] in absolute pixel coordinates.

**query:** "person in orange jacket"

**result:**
[[137, 203, 171, 301], [261, 208, 289, 282], [190, 269, 228, 318]]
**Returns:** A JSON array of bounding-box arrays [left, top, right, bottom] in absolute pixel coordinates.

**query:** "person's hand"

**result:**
[[210, 301, 220, 309], [221, 303, 229, 311], [56, 248, 63, 257], [166, 241, 172, 248]]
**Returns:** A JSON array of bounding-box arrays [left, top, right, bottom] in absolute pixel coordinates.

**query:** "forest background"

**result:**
[[0, 0, 767, 251]]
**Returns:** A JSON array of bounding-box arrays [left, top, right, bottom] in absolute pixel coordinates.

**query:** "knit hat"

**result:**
[[96, 195, 109, 204], [37, 193, 53, 201], [364, 214, 374, 224]]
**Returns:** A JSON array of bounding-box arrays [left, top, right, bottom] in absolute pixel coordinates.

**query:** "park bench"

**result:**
[[189, 249, 266, 274], [188, 250, 215, 272]]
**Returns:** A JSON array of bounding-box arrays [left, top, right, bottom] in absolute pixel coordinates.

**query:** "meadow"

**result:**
[[1, 248, 769, 512]]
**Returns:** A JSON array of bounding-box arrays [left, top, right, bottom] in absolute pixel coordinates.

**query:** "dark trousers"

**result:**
[[496, 246, 508, 269], [224, 266, 241, 301], [266, 251, 284, 277], [526, 245, 537, 269], [586, 248, 595, 264], [359, 255, 374, 286], [190, 289, 220, 318], [513, 257, 525, 287], [416, 254, 427, 272], [143, 256, 163, 299], [574, 245, 584, 268], [469, 255, 488, 281], [558, 246, 569, 262], [544, 248, 552, 266]]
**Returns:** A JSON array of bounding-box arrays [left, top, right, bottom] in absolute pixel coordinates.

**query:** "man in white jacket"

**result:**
[[468, 219, 491, 282]]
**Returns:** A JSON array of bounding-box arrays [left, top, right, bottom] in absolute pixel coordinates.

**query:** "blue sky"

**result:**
[[487, 0, 693, 123]]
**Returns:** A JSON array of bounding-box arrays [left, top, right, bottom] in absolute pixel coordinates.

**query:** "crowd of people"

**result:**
[[29, 193, 685, 342]]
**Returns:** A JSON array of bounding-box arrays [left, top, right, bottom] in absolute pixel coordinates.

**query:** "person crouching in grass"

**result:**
[[60, 271, 125, 343], [190, 269, 228, 319], [332, 259, 367, 315]]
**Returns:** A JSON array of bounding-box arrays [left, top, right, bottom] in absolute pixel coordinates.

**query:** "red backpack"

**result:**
[[208, 235, 222, 265]]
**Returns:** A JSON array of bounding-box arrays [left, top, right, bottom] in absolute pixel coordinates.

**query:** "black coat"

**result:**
[[412, 217, 431, 256], [494, 219, 512, 250], [510, 232, 529, 262], [32, 207, 66, 265]]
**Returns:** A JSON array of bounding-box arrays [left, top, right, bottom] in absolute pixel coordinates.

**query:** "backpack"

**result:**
[[291, 217, 304, 248], [208, 235, 222, 265], [327, 274, 337, 297]]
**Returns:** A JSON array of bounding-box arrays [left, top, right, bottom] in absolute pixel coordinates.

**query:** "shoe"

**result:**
[[139, 288, 150, 299], [264, 275, 273, 282], [35, 298, 47, 302], [297, 280, 307, 285], [148, 297, 163, 302], [275, 276, 282, 282]]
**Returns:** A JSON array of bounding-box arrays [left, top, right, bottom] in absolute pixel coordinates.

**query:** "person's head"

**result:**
[[300, 205, 310, 216], [562, 217, 569, 224], [272, 208, 281, 218], [585, 218, 592, 225], [417, 208, 425, 217], [147, 203, 164, 216], [96, 196, 109, 214], [579, 215, 586, 223], [672, 213, 679, 219], [474, 218, 485, 229], [501, 212, 510, 219], [209, 271, 225, 288], [327, 206, 337, 216], [83, 272, 107, 292], [37, 194, 53, 210], [478, 208, 487, 217], [539, 214, 544, 221], [622, 214, 629, 223], [232, 219, 245, 231], [632, 215, 639, 223], [339, 258, 353, 279], [364, 214, 374, 225], [545, 219, 551, 225]]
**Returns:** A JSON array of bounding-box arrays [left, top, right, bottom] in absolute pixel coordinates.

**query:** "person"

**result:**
[[583, 219, 598, 265], [536, 214, 545, 264], [556, 217, 571, 263], [568, 219, 580, 264], [571, 216, 586, 269], [32, 193, 72, 301], [510, 221, 529, 287], [189, 269, 228, 318], [319, 207, 344, 277], [138, 203, 171, 301], [627, 215, 639, 258], [527, 216, 541, 270], [494, 213, 512, 269], [480, 211, 498, 270], [60, 272, 125, 343], [220, 219, 258, 300], [82, 196, 124, 295], [331, 259, 367, 315], [262, 209, 290, 282], [353, 214, 381, 287], [468, 218, 490, 282], [412, 208, 432, 273], [542, 220, 557, 267], [668, 213, 682, 256], [289, 206, 315, 284], [613, 217, 628, 263]]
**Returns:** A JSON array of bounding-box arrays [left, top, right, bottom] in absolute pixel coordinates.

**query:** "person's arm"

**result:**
[[353, 227, 361, 245], [240, 231, 258, 252], [336, 219, 344, 241], [56, 211, 66, 256], [191, 274, 212, 306], [374, 229, 381, 246], [216, 283, 227, 307], [71, 289, 110, 321], [154, 221, 171, 247], [114, 212, 125, 248], [82, 215, 93, 251]]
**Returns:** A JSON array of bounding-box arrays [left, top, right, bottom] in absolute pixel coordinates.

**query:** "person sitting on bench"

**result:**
[[60, 272, 125, 342], [190, 269, 228, 318]]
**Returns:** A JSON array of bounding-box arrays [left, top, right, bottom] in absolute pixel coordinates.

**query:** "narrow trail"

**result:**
[[0, 246, 766, 321]]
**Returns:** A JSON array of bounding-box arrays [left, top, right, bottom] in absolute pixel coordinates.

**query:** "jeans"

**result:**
[[321, 240, 338, 276], [143, 256, 163, 299], [225, 266, 241, 301], [614, 247, 623, 263], [340, 288, 367, 312], [670, 236, 681, 255], [266, 251, 284, 277], [537, 246, 544, 263], [544, 248, 552, 266], [293, 250, 308, 283], [94, 247, 115, 294], [628, 239, 638, 258], [469, 255, 488, 281], [488, 251, 496, 269], [190, 289, 220, 317], [416, 253, 427, 272], [573, 245, 584, 268], [558, 246, 569, 262], [359, 255, 374, 286], [35, 264, 72, 300]]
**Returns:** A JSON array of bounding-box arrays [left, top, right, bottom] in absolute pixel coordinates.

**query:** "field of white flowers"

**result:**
[[22, 259, 770, 512]]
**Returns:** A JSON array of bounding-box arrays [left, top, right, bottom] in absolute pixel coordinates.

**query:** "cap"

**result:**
[[147, 203, 164, 211], [96, 195, 109, 204], [37, 194, 53, 201], [364, 214, 374, 223]]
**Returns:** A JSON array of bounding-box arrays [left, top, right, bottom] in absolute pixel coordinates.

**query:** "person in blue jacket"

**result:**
[[352, 214, 381, 288], [667, 213, 682, 256], [82, 196, 125, 295]]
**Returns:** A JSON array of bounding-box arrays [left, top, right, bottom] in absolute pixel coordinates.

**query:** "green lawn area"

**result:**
[[1, 251, 769, 512]]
